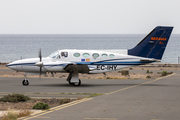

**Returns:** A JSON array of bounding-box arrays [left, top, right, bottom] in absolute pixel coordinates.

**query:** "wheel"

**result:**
[[68, 81, 74, 85], [73, 79, 81, 86], [22, 79, 29, 86]]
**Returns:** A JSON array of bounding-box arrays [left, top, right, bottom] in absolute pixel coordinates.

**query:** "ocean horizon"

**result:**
[[0, 34, 179, 63]]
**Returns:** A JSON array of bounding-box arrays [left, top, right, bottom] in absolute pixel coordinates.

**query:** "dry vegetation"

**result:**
[[1, 109, 31, 120], [0, 98, 75, 111], [0, 97, 76, 120]]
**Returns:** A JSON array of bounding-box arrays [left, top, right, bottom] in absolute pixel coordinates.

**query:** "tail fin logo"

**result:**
[[159, 41, 164, 44], [151, 37, 166, 41]]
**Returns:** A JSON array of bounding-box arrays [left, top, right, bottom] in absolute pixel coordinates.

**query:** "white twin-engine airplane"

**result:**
[[7, 26, 173, 86]]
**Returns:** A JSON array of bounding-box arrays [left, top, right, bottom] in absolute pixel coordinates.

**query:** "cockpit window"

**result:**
[[56, 55, 61, 59], [48, 51, 59, 58], [61, 52, 68, 57]]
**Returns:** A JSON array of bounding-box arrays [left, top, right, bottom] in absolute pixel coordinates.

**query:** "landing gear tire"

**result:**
[[69, 79, 81, 86], [22, 79, 29, 86], [73, 79, 81, 86], [68, 81, 74, 85]]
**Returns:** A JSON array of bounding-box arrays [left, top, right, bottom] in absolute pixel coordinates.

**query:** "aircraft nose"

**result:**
[[6, 62, 17, 70]]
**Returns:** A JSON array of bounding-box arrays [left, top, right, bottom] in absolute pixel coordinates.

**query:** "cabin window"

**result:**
[[109, 54, 114, 58], [83, 53, 90, 58], [74, 53, 80, 57], [101, 53, 108, 58], [61, 52, 68, 58], [92, 53, 99, 59]]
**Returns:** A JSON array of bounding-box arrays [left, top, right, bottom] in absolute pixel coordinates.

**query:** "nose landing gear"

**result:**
[[22, 74, 29, 86]]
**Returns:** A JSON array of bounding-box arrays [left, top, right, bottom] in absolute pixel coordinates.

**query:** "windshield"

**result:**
[[48, 51, 59, 58]]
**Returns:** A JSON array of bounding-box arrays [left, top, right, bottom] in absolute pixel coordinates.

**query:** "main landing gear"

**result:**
[[22, 75, 29, 86], [67, 72, 81, 86]]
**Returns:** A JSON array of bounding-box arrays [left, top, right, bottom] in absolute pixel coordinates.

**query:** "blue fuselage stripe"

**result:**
[[7, 61, 152, 67]]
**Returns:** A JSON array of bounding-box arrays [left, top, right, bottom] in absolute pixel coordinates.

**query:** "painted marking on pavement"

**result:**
[[20, 98, 93, 120], [106, 73, 176, 95]]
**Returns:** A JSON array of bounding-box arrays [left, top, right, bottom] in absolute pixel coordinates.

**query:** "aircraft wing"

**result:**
[[63, 64, 90, 73]]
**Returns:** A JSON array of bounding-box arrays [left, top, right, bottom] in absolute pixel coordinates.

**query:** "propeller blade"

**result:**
[[39, 48, 42, 62], [39, 66, 42, 79], [38, 48, 42, 79]]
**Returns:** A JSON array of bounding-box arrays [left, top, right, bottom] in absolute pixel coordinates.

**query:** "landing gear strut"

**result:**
[[22, 75, 29, 86]]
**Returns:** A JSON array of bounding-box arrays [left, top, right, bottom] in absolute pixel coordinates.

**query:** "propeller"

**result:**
[[34, 48, 43, 78], [39, 48, 42, 78], [39, 48, 42, 62]]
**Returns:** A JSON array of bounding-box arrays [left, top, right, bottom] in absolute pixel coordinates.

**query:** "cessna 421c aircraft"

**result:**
[[7, 26, 173, 86]]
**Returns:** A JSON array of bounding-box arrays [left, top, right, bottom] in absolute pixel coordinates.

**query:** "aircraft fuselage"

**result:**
[[7, 49, 151, 74]]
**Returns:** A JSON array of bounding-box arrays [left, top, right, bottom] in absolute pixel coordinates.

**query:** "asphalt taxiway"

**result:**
[[0, 72, 180, 120], [0, 77, 152, 98]]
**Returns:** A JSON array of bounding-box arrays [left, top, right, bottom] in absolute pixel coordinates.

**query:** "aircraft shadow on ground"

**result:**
[[25, 83, 170, 88]]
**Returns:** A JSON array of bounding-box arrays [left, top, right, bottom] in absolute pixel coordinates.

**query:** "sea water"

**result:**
[[0, 34, 179, 63]]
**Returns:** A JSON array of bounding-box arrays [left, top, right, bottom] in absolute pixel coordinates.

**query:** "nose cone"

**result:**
[[6, 58, 43, 72], [6, 59, 25, 71], [6, 62, 17, 70]]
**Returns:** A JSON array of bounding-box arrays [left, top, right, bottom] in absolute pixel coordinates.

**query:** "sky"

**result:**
[[0, 0, 179, 34]]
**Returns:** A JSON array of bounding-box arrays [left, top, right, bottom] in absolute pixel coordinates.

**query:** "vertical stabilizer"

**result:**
[[128, 26, 173, 60]]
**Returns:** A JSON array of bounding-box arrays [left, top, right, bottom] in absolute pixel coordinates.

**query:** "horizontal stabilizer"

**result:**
[[140, 58, 161, 62]]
